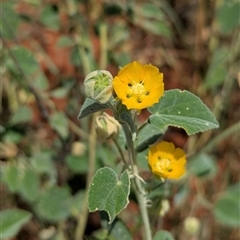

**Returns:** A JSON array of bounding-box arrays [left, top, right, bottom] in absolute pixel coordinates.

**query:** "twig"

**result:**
[[1, 34, 50, 120], [74, 112, 99, 239], [112, 137, 128, 166], [69, 119, 90, 140]]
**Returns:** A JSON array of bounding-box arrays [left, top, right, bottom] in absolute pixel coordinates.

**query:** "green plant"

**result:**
[[77, 61, 219, 239], [1, 1, 239, 239]]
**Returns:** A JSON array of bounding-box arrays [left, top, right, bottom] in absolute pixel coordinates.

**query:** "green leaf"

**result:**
[[96, 146, 119, 171], [49, 112, 69, 139], [147, 178, 167, 200], [135, 3, 164, 21], [69, 190, 85, 217], [214, 182, 240, 227], [19, 169, 40, 202], [65, 154, 88, 173], [204, 48, 228, 89], [106, 219, 132, 240], [3, 130, 23, 144], [136, 124, 163, 152], [34, 72, 49, 91], [136, 149, 150, 171], [66, 149, 104, 174], [153, 230, 174, 240], [2, 3, 20, 40], [92, 229, 115, 240], [139, 19, 172, 39], [6, 45, 48, 90], [204, 64, 227, 90], [88, 167, 130, 223], [30, 151, 56, 176], [71, 47, 82, 66], [9, 46, 40, 76], [148, 89, 219, 135], [96, 212, 132, 240], [120, 111, 137, 135], [108, 22, 129, 49], [36, 187, 71, 222], [216, 1, 240, 35], [113, 51, 131, 67], [78, 98, 109, 119], [40, 5, 60, 30], [188, 154, 217, 178], [0, 209, 32, 238], [57, 36, 74, 48], [2, 164, 20, 193], [9, 105, 33, 125], [173, 184, 189, 208], [50, 81, 74, 98]]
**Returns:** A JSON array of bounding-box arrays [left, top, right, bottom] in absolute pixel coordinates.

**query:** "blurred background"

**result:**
[[1, 0, 239, 239]]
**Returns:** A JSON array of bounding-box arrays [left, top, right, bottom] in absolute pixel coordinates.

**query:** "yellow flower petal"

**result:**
[[148, 141, 186, 179], [113, 61, 164, 110]]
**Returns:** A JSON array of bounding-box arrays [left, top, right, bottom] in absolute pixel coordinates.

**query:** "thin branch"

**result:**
[[1, 34, 50, 120]]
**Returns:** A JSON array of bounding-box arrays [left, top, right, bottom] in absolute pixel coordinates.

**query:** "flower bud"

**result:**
[[183, 217, 201, 235], [71, 141, 86, 156], [95, 113, 121, 141], [159, 199, 170, 217], [84, 70, 113, 104]]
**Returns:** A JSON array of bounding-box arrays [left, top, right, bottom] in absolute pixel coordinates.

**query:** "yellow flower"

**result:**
[[113, 61, 164, 110], [148, 141, 186, 179]]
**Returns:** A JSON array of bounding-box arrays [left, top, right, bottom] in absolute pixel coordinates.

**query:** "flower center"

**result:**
[[156, 158, 170, 171], [131, 82, 145, 95]]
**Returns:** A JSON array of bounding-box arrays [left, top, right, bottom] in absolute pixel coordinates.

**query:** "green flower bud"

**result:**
[[95, 113, 121, 141], [84, 70, 113, 104]]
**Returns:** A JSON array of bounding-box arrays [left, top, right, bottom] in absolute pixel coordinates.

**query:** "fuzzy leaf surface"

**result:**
[[88, 167, 130, 223], [78, 98, 108, 119], [148, 89, 219, 135]]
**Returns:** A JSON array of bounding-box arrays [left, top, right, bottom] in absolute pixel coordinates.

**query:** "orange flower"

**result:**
[[113, 61, 164, 110], [148, 141, 186, 179]]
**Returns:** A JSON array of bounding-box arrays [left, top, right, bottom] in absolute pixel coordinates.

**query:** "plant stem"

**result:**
[[99, 22, 108, 70], [112, 137, 128, 166], [121, 122, 152, 240], [132, 175, 152, 240], [121, 122, 136, 167], [69, 119, 90, 140], [74, 113, 99, 239]]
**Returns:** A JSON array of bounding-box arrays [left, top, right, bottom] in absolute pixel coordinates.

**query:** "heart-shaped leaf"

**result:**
[[88, 167, 130, 223]]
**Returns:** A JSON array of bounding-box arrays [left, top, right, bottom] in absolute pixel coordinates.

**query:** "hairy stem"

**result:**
[[121, 122, 152, 240]]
